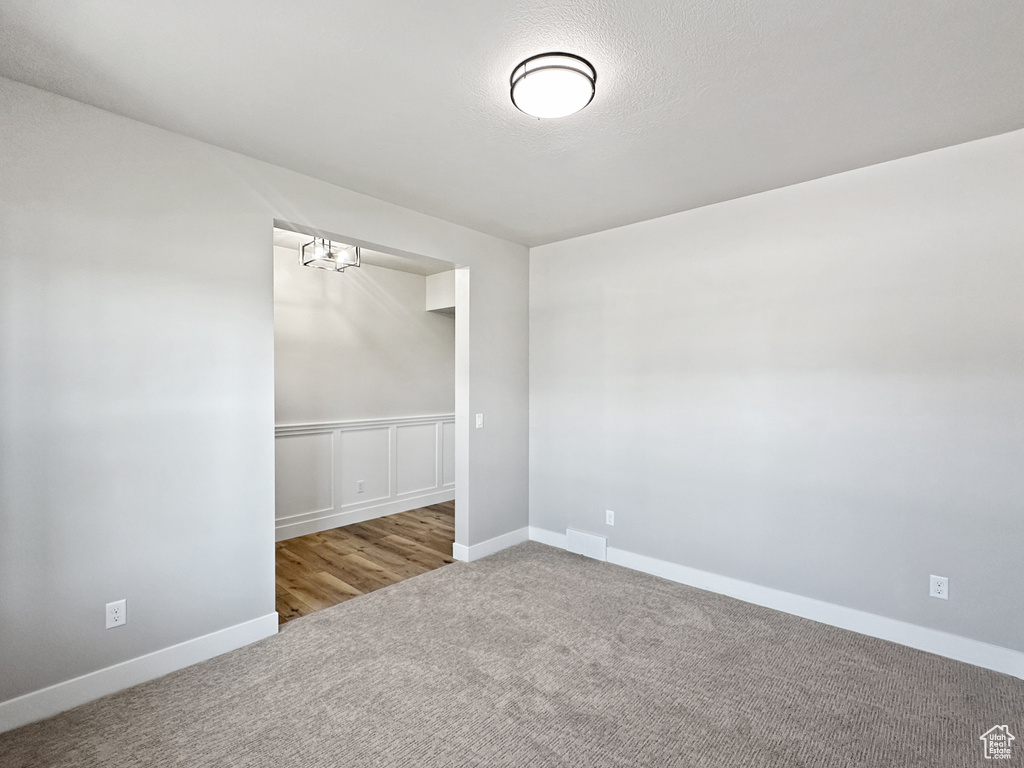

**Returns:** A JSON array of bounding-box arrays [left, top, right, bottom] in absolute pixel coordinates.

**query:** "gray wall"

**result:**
[[273, 246, 454, 424], [0, 76, 528, 704], [530, 129, 1024, 652]]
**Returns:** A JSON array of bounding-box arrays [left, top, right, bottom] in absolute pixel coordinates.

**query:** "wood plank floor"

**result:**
[[275, 500, 455, 625]]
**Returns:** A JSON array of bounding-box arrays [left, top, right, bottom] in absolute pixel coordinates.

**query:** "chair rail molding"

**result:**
[[275, 414, 455, 541]]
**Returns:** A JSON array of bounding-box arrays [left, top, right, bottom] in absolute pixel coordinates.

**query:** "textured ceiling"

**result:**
[[1, 0, 1022, 246]]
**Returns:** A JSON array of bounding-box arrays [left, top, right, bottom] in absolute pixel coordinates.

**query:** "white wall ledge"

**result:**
[[275, 413, 454, 436]]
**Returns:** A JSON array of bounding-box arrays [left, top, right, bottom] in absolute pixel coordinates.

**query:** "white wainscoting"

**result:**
[[275, 414, 455, 541]]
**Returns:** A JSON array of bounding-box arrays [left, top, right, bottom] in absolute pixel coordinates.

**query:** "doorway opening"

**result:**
[[271, 224, 461, 625]]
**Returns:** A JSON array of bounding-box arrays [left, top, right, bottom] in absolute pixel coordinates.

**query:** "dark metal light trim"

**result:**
[[510, 52, 596, 118], [300, 237, 361, 272]]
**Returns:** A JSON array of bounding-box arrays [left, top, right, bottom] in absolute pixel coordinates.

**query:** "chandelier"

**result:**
[[300, 238, 361, 272]]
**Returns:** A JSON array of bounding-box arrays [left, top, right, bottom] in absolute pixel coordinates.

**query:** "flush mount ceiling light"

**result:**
[[300, 237, 360, 272], [510, 52, 596, 119]]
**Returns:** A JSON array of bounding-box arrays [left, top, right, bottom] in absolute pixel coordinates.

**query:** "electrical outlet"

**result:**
[[929, 575, 949, 600], [605, 509, 615, 526], [106, 599, 127, 629], [475, 413, 484, 429], [356, 480, 365, 493]]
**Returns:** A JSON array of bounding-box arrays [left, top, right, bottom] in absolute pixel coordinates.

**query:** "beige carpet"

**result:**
[[2, 542, 1022, 766]]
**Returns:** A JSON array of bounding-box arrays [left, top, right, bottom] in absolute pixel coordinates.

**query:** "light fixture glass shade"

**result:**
[[300, 237, 360, 272], [510, 53, 596, 119]]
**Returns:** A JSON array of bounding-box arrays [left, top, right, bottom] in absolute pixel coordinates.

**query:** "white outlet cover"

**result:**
[[106, 598, 127, 628], [606, 509, 615, 526], [475, 413, 484, 428], [929, 575, 949, 600]]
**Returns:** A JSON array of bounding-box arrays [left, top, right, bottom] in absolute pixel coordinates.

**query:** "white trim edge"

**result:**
[[527, 528, 1024, 680], [528, 526, 566, 549], [453, 526, 529, 562], [275, 413, 454, 437], [0, 612, 279, 734]]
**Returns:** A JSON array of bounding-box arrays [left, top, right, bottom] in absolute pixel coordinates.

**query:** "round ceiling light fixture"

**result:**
[[510, 52, 596, 119]]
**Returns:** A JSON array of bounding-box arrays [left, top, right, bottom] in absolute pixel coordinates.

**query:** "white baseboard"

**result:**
[[566, 529, 607, 561], [0, 612, 279, 734], [453, 526, 529, 562], [276, 489, 455, 541], [528, 526, 566, 549], [528, 528, 1024, 680]]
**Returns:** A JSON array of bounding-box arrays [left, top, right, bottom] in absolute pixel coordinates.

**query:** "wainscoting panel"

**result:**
[[339, 427, 391, 507], [396, 423, 438, 496], [441, 421, 456, 487], [275, 415, 455, 541], [274, 432, 334, 521]]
